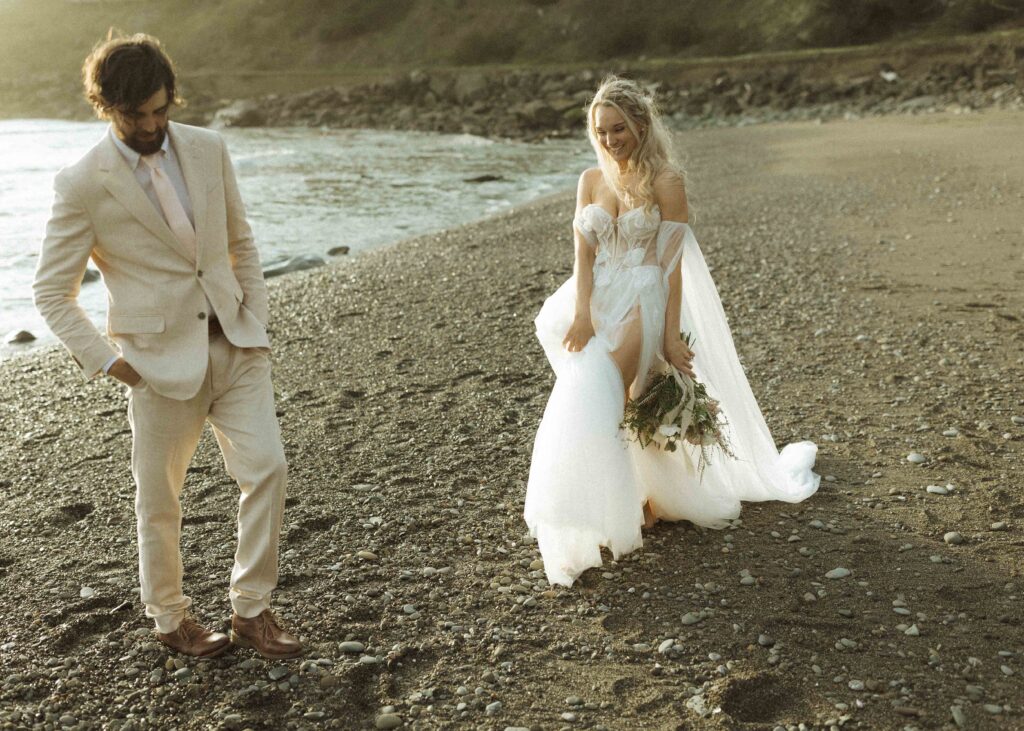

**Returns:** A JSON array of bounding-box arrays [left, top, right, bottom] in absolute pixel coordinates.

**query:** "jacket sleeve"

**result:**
[[219, 135, 269, 327], [33, 171, 118, 378]]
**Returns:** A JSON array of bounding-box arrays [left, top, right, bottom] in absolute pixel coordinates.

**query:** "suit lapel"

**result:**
[[169, 122, 208, 259], [97, 135, 195, 263]]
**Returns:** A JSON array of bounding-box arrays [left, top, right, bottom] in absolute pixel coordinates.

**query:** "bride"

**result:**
[[524, 76, 820, 588]]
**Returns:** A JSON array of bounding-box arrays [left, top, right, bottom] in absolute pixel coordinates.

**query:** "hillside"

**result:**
[[1, 0, 1023, 119]]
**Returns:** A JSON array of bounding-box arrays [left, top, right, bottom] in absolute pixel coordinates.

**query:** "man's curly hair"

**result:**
[[82, 32, 183, 118]]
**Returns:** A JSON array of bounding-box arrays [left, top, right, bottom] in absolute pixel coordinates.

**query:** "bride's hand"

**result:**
[[563, 316, 595, 353], [664, 339, 696, 379]]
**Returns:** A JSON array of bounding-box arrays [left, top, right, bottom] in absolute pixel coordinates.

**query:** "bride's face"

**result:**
[[594, 105, 639, 165]]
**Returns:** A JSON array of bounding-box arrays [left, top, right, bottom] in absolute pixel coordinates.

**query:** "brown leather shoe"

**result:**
[[155, 615, 230, 658], [230, 609, 302, 659]]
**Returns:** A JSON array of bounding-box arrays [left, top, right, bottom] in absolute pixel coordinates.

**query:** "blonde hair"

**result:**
[[586, 75, 682, 212]]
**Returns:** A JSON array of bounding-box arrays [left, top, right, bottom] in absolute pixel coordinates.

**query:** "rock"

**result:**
[[926, 485, 949, 495], [356, 550, 378, 561], [942, 428, 959, 437], [485, 701, 503, 715], [944, 531, 964, 545], [375, 713, 403, 729], [464, 174, 505, 183], [1012, 416, 1024, 426], [262, 254, 326, 279], [905, 624, 920, 636], [212, 99, 268, 128], [327, 246, 350, 256], [268, 665, 289, 681], [825, 567, 851, 579], [339, 641, 365, 653], [951, 705, 967, 728], [991, 522, 1008, 531], [907, 452, 927, 464], [681, 612, 704, 625], [79, 586, 95, 599], [658, 639, 675, 654], [4, 330, 35, 344]]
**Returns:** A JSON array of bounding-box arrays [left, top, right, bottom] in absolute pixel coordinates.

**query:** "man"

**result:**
[[34, 33, 301, 659]]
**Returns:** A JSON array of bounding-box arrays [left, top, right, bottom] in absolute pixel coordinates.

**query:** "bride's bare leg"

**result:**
[[643, 501, 658, 529], [609, 316, 643, 401]]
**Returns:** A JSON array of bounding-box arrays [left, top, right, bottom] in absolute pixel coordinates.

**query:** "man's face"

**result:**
[[112, 86, 170, 155]]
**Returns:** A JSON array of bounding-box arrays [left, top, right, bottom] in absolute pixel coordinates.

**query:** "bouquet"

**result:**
[[621, 333, 735, 476]]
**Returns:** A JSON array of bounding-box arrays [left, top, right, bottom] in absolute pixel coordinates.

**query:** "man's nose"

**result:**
[[140, 117, 157, 133]]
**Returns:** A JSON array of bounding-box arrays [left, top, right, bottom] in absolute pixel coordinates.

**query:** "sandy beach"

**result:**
[[1, 110, 1022, 730]]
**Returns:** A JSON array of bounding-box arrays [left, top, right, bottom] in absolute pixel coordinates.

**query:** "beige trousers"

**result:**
[[127, 333, 287, 633]]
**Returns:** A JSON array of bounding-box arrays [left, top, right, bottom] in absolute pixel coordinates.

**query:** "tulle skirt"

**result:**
[[524, 275, 820, 588]]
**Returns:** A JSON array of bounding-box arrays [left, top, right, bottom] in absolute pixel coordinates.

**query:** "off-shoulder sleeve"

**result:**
[[573, 213, 598, 248], [656, 220, 690, 280]]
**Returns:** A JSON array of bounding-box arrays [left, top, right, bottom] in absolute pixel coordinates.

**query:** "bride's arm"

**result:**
[[563, 169, 599, 352], [656, 172, 695, 377]]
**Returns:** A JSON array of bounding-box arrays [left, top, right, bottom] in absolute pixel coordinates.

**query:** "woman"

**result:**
[[524, 76, 820, 588]]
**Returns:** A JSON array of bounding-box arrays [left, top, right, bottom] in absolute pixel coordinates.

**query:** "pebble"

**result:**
[[848, 679, 864, 691], [990, 522, 1008, 531], [4, 330, 36, 344], [825, 567, 851, 579], [905, 624, 920, 636], [79, 586, 95, 599], [1011, 416, 1024, 426], [339, 641, 365, 653], [375, 714, 402, 729], [944, 532, 964, 545], [982, 704, 1003, 715], [485, 701, 503, 715], [926, 485, 949, 495], [951, 705, 967, 728], [907, 452, 927, 464], [357, 550, 379, 561], [268, 665, 289, 681], [681, 612, 704, 625], [658, 639, 675, 654], [942, 428, 959, 437]]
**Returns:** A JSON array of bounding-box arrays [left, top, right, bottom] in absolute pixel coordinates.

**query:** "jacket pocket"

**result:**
[[109, 314, 166, 335]]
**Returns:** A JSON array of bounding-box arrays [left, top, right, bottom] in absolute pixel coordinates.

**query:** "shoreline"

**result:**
[[1, 112, 1022, 729]]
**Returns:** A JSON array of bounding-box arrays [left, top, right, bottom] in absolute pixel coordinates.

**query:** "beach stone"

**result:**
[[951, 706, 967, 728], [944, 532, 964, 545], [907, 452, 927, 464], [268, 665, 289, 681], [327, 245, 350, 256], [485, 701, 503, 715], [681, 612, 704, 625], [658, 639, 675, 654], [991, 522, 1008, 531], [339, 641, 365, 653], [926, 485, 949, 495], [4, 330, 35, 344], [375, 714, 402, 729], [1011, 416, 1024, 425], [826, 567, 851, 579], [905, 624, 920, 636], [357, 551, 378, 561], [942, 428, 959, 437]]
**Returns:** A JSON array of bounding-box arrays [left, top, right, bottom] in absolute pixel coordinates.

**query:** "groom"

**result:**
[[34, 33, 301, 659]]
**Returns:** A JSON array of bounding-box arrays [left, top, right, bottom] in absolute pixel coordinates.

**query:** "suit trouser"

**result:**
[[127, 333, 287, 633]]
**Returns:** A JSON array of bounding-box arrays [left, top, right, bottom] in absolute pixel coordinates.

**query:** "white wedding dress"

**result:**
[[524, 203, 820, 587]]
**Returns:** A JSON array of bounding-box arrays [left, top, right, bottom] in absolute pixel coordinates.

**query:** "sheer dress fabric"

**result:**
[[524, 204, 819, 587]]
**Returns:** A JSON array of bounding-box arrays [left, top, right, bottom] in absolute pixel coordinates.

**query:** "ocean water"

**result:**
[[0, 120, 591, 359]]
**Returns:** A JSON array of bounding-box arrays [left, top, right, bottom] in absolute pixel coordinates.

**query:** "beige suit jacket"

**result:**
[[34, 122, 271, 400]]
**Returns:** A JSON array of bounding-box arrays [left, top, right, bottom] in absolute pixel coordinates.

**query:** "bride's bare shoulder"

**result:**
[[653, 168, 688, 222], [577, 167, 603, 204]]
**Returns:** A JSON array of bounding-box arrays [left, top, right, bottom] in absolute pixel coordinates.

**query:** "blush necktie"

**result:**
[[142, 153, 196, 261]]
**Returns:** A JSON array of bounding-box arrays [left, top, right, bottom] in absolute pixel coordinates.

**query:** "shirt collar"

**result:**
[[108, 125, 172, 170]]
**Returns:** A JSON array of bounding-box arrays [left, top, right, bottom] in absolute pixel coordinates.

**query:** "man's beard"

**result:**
[[123, 125, 167, 156]]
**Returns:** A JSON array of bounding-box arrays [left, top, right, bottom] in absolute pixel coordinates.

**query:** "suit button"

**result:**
[[197, 270, 204, 277], [198, 312, 207, 320]]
